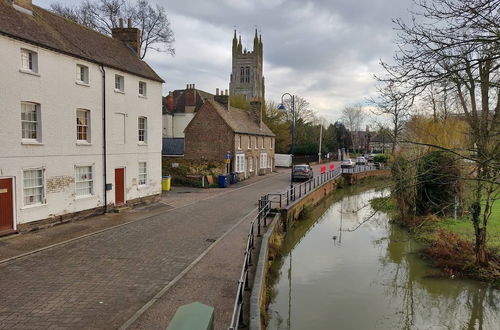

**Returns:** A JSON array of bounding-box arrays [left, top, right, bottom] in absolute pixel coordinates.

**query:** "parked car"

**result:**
[[355, 156, 367, 165], [365, 154, 375, 162], [292, 164, 314, 181], [341, 159, 355, 168]]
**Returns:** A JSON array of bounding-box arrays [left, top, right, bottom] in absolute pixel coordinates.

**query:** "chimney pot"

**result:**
[[119, 18, 124, 28], [225, 89, 229, 96], [216, 88, 219, 95], [127, 18, 132, 28]]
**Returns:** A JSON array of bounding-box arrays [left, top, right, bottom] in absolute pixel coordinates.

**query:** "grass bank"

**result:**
[[370, 195, 500, 285]]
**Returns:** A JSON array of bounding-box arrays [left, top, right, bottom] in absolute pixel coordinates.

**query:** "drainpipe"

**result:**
[[100, 65, 108, 212]]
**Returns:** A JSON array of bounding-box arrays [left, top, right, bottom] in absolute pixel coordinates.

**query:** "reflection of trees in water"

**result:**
[[380, 224, 499, 330]]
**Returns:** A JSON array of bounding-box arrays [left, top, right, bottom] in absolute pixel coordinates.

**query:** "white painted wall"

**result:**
[[0, 36, 162, 226], [173, 113, 195, 138]]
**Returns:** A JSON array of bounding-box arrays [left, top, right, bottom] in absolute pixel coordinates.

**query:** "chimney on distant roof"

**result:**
[[112, 18, 141, 57], [214, 93, 229, 109], [11, 0, 33, 14], [249, 100, 263, 129]]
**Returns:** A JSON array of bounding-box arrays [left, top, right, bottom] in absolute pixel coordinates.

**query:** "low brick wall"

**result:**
[[341, 169, 390, 185], [17, 194, 160, 233], [281, 177, 343, 226]]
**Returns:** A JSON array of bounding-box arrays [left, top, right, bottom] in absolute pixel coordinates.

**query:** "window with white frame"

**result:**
[[115, 74, 124, 92], [23, 168, 45, 206], [76, 109, 90, 142], [138, 162, 147, 186], [260, 153, 268, 169], [21, 49, 38, 73], [235, 154, 245, 173], [75, 166, 93, 197], [139, 81, 147, 96], [247, 136, 251, 149], [237, 135, 242, 149], [248, 157, 253, 171], [270, 137, 273, 149], [261, 137, 265, 149], [138, 116, 147, 143], [254, 136, 258, 149], [76, 64, 89, 84], [21, 102, 41, 141]]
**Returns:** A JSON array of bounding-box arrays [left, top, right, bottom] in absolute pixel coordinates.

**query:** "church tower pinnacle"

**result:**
[[229, 29, 265, 102]]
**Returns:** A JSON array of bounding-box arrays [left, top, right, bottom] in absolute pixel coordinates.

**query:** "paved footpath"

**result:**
[[0, 168, 303, 329]]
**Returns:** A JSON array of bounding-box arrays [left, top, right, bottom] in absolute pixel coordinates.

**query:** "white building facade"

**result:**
[[0, 1, 163, 234]]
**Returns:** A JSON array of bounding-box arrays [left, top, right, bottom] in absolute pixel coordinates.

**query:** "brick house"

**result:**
[[184, 96, 275, 180]]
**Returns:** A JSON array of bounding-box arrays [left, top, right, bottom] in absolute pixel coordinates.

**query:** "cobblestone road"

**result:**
[[0, 170, 294, 329]]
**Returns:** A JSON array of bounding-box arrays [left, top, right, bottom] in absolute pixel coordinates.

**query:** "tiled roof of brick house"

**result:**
[[205, 99, 275, 137], [0, 0, 163, 82]]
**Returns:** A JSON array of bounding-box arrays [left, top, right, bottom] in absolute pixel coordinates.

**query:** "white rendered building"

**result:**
[[0, 0, 163, 234]]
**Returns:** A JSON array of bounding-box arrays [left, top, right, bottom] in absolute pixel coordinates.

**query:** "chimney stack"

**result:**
[[250, 100, 262, 128], [11, 0, 33, 14], [112, 18, 141, 57], [214, 94, 229, 109]]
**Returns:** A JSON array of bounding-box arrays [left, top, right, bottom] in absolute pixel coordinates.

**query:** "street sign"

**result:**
[[226, 153, 231, 159]]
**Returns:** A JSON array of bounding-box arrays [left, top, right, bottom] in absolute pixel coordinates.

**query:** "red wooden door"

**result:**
[[0, 178, 14, 232], [115, 168, 125, 205]]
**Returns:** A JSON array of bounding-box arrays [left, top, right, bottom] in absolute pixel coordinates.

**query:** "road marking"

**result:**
[[119, 206, 259, 330]]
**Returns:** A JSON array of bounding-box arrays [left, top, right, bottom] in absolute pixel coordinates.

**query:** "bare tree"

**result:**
[[281, 96, 317, 123], [50, 0, 175, 59], [378, 0, 500, 265], [370, 82, 413, 154], [341, 105, 364, 153]]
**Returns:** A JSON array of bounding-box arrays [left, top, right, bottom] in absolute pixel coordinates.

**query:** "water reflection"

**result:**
[[267, 186, 499, 330]]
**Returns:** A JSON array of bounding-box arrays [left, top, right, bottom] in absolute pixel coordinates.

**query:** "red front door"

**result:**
[[115, 168, 125, 205], [0, 178, 14, 233]]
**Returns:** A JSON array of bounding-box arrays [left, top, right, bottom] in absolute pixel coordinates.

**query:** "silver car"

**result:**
[[292, 164, 314, 181]]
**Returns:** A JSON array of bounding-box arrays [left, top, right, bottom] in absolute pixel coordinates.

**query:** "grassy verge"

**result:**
[[370, 195, 500, 285]]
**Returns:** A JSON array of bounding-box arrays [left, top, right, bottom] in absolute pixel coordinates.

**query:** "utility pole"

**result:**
[[318, 124, 323, 164]]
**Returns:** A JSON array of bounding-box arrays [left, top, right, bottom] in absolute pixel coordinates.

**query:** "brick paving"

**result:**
[[0, 170, 292, 329]]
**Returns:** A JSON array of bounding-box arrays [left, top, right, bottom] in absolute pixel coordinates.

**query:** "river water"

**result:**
[[267, 185, 499, 330]]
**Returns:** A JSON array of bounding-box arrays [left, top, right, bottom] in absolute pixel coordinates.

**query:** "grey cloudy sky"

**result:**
[[36, 0, 414, 123]]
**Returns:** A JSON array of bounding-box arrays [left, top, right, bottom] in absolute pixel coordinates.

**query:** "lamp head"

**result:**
[[277, 103, 286, 111]]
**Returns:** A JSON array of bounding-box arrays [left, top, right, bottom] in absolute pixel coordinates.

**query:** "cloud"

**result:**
[[35, 0, 414, 122]]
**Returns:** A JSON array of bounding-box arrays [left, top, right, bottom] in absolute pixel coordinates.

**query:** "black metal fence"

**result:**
[[228, 197, 272, 330], [228, 164, 383, 329], [340, 164, 385, 174]]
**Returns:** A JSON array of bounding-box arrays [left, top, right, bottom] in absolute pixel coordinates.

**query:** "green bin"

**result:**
[[167, 302, 214, 330]]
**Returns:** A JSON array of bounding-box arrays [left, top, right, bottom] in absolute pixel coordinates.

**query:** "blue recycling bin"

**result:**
[[218, 174, 228, 188], [229, 172, 237, 184]]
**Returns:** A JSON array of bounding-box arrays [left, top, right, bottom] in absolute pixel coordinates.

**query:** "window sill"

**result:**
[[137, 142, 148, 146], [21, 202, 47, 210], [19, 69, 40, 76], [76, 141, 92, 146], [138, 184, 148, 188], [76, 81, 90, 87], [21, 140, 43, 145], [75, 194, 95, 200], [138, 94, 147, 99], [114, 89, 125, 94]]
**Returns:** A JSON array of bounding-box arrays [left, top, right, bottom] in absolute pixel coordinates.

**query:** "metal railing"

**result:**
[[340, 164, 385, 174], [263, 169, 342, 208], [228, 197, 272, 330], [228, 164, 383, 329]]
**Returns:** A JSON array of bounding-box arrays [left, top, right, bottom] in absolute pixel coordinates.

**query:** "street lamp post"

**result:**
[[278, 93, 295, 189]]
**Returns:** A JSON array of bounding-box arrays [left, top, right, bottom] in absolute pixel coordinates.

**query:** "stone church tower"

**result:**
[[229, 29, 265, 101]]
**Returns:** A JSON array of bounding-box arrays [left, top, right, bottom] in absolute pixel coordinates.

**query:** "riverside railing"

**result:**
[[228, 197, 272, 330], [228, 164, 383, 329]]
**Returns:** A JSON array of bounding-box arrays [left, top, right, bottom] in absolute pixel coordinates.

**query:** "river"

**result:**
[[267, 184, 499, 330]]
